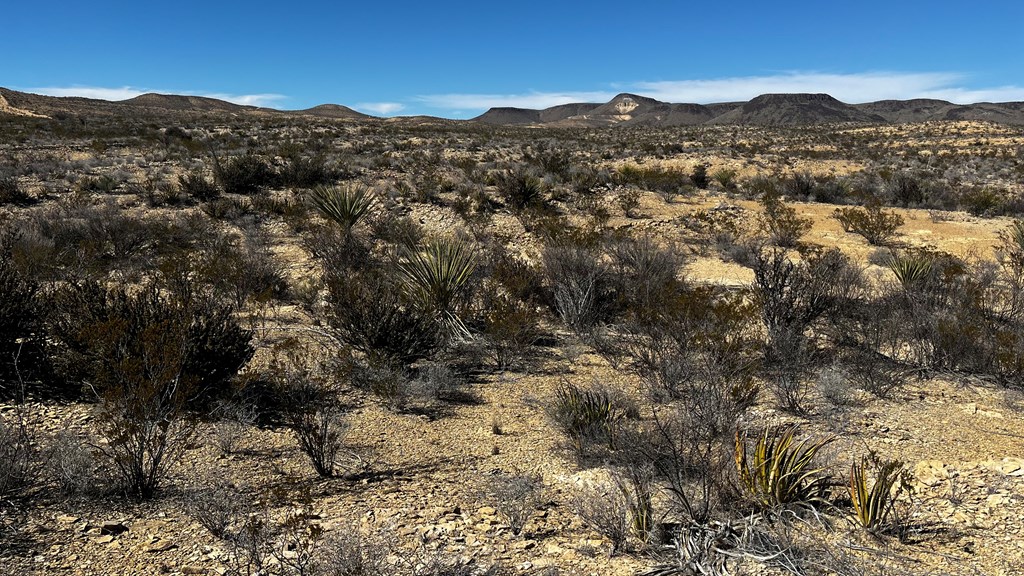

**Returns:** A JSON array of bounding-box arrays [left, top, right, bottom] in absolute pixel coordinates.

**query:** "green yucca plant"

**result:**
[[849, 455, 907, 533], [735, 425, 832, 509], [885, 251, 933, 290], [552, 381, 624, 452], [308, 184, 375, 235], [397, 237, 477, 337]]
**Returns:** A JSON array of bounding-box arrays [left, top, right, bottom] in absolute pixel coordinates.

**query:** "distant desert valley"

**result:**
[[2, 87, 1024, 576]]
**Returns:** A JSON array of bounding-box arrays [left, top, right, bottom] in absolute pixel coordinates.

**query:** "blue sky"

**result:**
[[5, 1, 1024, 117]]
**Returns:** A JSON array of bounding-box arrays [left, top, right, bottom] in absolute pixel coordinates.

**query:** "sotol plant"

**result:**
[[397, 237, 477, 338], [308, 184, 376, 236]]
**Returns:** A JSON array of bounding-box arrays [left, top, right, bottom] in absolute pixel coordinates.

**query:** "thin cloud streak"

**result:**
[[416, 91, 617, 111], [418, 72, 1024, 112], [28, 86, 288, 108], [355, 102, 405, 115]]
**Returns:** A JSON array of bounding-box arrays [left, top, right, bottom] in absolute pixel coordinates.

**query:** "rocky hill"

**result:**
[[473, 92, 1024, 127]]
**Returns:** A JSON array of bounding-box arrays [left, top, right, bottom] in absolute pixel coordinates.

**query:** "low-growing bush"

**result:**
[[0, 176, 33, 206], [550, 380, 626, 455], [833, 203, 904, 245], [758, 193, 811, 248], [216, 153, 276, 195], [495, 166, 544, 210], [178, 170, 220, 201]]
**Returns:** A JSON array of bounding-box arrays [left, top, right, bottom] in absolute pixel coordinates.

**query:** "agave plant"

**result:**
[[397, 237, 477, 337], [308, 184, 375, 235], [849, 455, 907, 533], [735, 425, 833, 510], [885, 251, 933, 291]]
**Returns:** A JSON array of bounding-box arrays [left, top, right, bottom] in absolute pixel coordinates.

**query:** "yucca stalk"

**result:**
[[849, 456, 905, 532], [308, 184, 375, 235], [886, 251, 933, 291], [735, 425, 832, 509], [397, 237, 477, 338]]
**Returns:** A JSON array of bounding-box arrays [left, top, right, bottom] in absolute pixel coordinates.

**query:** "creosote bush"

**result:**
[[833, 203, 904, 245], [46, 281, 253, 497]]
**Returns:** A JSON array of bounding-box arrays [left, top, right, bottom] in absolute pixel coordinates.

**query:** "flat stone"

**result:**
[[101, 521, 129, 536]]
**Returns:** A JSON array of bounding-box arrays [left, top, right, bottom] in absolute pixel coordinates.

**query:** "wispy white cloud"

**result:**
[[416, 90, 617, 111], [418, 72, 1024, 111], [26, 85, 288, 108], [354, 102, 405, 115]]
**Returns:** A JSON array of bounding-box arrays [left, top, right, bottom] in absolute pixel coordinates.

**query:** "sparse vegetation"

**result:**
[[0, 95, 1022, 575]]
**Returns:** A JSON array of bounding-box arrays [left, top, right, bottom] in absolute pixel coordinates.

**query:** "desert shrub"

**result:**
[[216, 153, 276, 195], [816, 363, 858, 407], [307, 184, 376, 236], [485, 473, 543, 536], [408, 362, 468, 404], [324, 269, 439, 367], [960, 185, 1005, 216], [617, 188, 642, 216], [0, 415, 34, 499], [0, 176, 33, 206], [178, 170, 220, 202], [495, 166, 544, 210], [711, 168, 737, 191], [0, 232, 46, 398], [48, 431, 103, 496], [350, 357, 412, 410], [833, 203, 904, 245], [478, 288, 542, 370], [277, 151, 335, 189], [211, 401, 259, 455], [543, 244, 619, 333], [735, 425, 832, 510], [753, 248, 864, 412], [782, 172, 819, 201], [550, 380, 626, 456], [202, 196, 252, 221], [47, 281, 254, 407], [191, 230, 289, 307], [608, 235, 685, 322], [572, 480, 632, 556], [849, 454, 909, 534], [758, 192, 811, 248], [185, 480, 244, 539], [266, 342, 358, 477], [46, 284, 253, 498], [616, 165, 693, 195], [614, 280, 759, 408], [743, 174, 779, 199], [690, 164, 709, 189], [884, 172, 925, 207]]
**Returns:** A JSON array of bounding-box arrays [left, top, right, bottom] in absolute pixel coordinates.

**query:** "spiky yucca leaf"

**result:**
[[735, 425, 833, 509], [886, 251, 933, 290], [308, 184, 375, 234], [553, 381, 624, 450], [849, 456, 905, 532], [397, 237, 477, 337]]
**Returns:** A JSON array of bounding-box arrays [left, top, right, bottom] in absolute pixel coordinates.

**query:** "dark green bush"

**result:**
[[0, 231, 46, 397], [46, 281, 254, 406], [178, 170, 220, 202], [0, 176, 33, 206], [324, 269, 439, 367], [216, 154, 276, 195]]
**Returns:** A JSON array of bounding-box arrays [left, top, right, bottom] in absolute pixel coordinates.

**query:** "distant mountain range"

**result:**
[[473, 92, 1024, 127], [2, 87, 1024, 127]]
